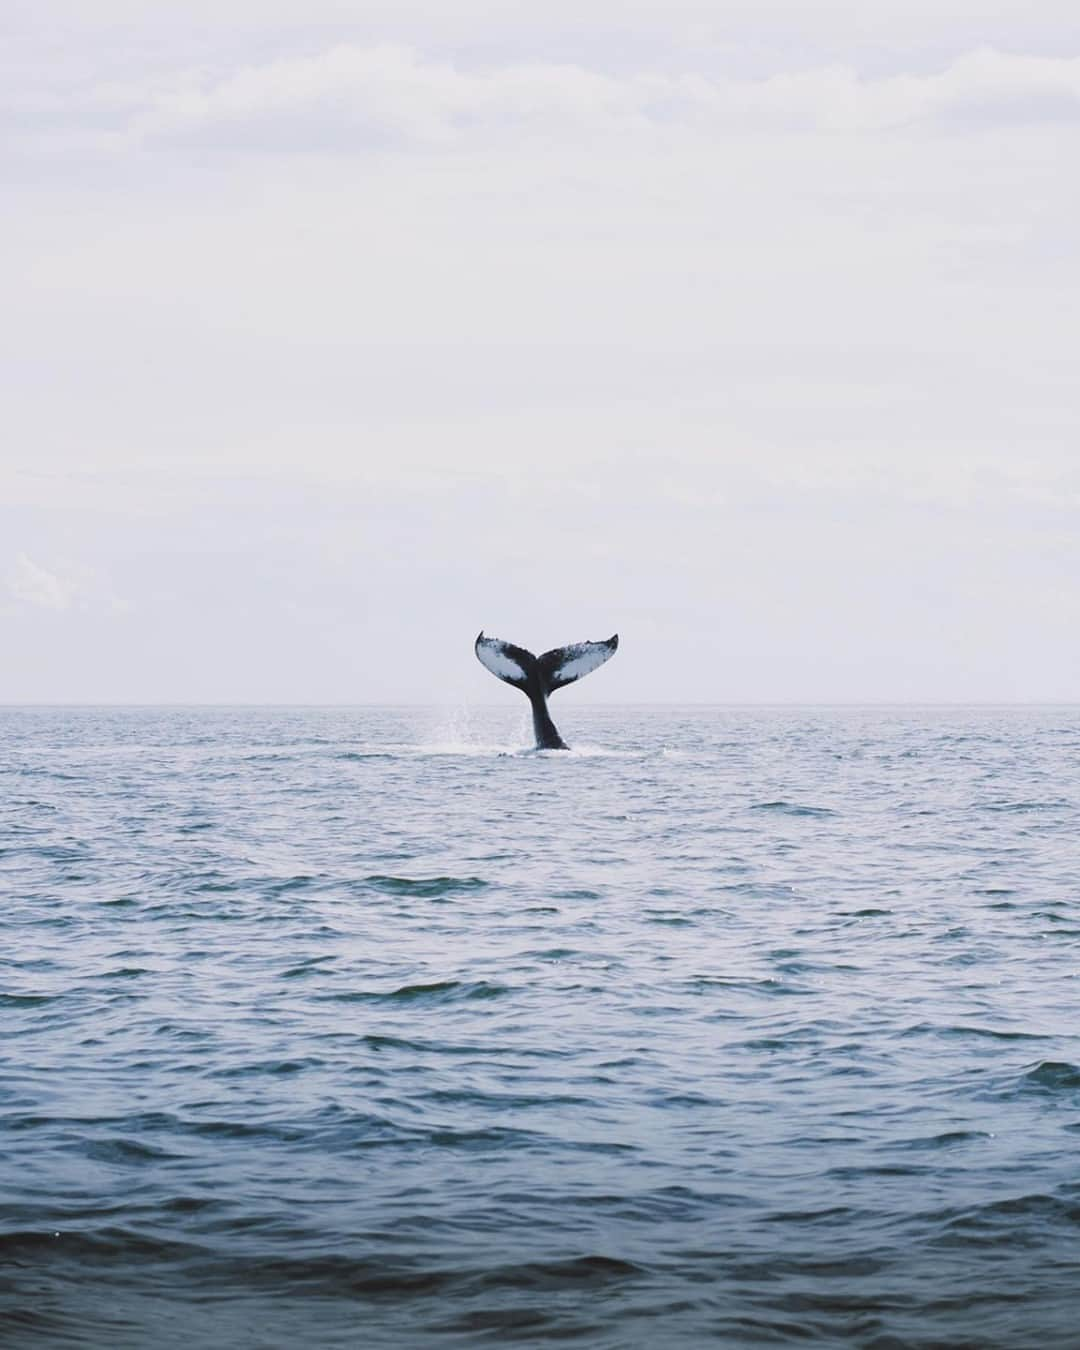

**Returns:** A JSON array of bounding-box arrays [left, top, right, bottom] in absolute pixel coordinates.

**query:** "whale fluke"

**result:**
[[538, 637, 619, 691], [474, 635, 536, 691], [475, 632, 618, 749]]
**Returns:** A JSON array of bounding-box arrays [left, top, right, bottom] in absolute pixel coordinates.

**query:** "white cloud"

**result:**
[[7, 553, 75, 610], [9, 44, 1080, 156], [4, 553, 129, 618]]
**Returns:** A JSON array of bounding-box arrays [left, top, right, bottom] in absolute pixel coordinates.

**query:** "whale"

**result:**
[[475, 632, 619, 750]]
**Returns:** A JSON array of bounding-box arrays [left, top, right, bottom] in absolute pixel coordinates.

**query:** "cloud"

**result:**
[[6, 553, 75, 610], [4, 553, 130, 616], [10, 44, 1080, 156]]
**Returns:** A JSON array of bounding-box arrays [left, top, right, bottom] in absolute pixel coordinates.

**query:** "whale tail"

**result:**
[[474, 632, 619, 749], [475, 633, 618, 695]]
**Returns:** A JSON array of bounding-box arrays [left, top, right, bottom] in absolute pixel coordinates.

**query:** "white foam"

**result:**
[[411, 703, 533, 756]]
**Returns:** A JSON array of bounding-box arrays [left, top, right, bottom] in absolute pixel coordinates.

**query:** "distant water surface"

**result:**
[[2, 705, 1079, 1348]]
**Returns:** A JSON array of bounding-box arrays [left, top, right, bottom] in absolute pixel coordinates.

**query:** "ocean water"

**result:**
[[2, 704, 1079, 1349]]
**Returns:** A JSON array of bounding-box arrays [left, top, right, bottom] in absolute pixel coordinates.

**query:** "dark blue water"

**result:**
[[2, 705, 1079, 1348]]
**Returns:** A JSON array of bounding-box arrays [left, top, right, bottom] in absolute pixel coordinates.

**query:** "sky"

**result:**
[[3, 1, 1078, 703]]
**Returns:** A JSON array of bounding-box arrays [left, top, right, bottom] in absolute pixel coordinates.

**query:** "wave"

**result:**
[[5, 704, 1080, 1350], [363, 875, 489, 898], [1020, 1061, 1080, 1091], [749, 800, 838, 817], [320, 980, 509, 1005]]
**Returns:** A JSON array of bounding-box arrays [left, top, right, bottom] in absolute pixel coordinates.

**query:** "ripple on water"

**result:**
[[1020, 1061, 1080, 1092], [749, 801, 838, 817], [363, 875, 491, 898], [320, 980, 511, 1005], [3, 704, 1080, 1349]]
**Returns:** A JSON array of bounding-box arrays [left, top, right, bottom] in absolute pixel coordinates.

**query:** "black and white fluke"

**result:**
[[475, 632, 619, 750]]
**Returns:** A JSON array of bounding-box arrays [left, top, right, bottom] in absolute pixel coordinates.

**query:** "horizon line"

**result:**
[[2, 701, 1078, 710]]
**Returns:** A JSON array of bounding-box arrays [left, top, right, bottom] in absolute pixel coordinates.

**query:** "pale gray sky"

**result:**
[[3, 2, 1078, 702]]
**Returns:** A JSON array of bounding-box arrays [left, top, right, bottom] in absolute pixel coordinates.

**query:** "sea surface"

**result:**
[[2, 705, 1079, 1348]]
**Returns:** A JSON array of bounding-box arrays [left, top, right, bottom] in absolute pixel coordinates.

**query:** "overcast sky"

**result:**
[[3, 1, 1078, 702]]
